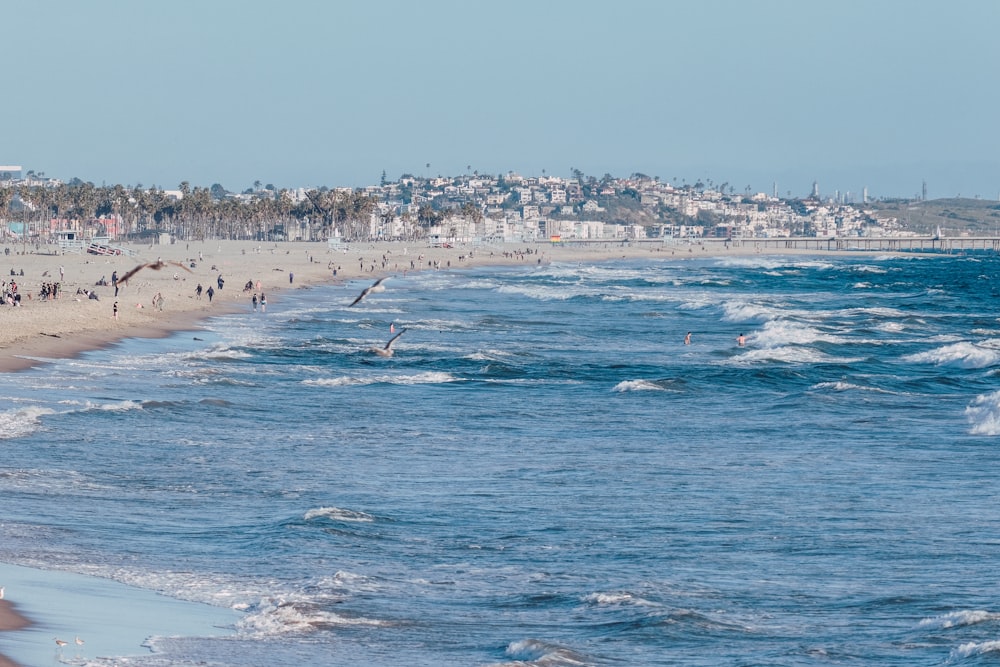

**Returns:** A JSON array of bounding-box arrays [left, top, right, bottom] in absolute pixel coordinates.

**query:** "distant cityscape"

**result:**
[[0, 164, 948, 244]]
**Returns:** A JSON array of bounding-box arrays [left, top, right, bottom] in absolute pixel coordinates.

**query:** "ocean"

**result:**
[[2, 250, 1000, 666]]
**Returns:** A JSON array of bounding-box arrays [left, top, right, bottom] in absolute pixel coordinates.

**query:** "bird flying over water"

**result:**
[[348, 277, 387, 307], [117, 260, 192, 286], [369, 328, 406, 357]]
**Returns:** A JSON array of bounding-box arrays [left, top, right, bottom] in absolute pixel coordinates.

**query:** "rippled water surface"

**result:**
[[2, 251, 1000, 666]]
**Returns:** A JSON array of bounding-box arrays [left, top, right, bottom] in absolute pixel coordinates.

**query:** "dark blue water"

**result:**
[[2, 252, 1000, 666]]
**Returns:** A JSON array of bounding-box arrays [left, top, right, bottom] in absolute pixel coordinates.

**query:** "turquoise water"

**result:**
[[1, 252, 1000, 666]]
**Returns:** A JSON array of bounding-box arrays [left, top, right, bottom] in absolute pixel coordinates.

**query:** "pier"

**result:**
[[560, 236, 1000, 254]]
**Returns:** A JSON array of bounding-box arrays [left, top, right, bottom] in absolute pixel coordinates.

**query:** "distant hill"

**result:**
[[869, 198, 1000, 236]]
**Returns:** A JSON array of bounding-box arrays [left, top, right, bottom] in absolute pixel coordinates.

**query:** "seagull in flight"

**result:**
[[117, 260, 192, 286], [348, 277, 387, 307], [369, 328, 406, 357]]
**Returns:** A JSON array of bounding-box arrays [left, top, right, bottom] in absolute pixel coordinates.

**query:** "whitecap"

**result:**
[[966, 390, 1000, 436], [727, 346, 862, 366], [303, 372, 458, 387], [236, 597, 391, 638], [583, 591, 657, 607], [952, 639, 1000, 659], [0, 406, 56, 439], [498, 638, 591, 667], [753, 320, 842, 348], [612, 379, 667, 392], [903, 342, 1000, 369], [918, 609, 1000, 629], [720, 300, 784, 323], [304, 507, 375, 523], [811, 381, 895, 395]]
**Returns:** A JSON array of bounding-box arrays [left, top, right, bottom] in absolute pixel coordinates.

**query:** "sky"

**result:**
[[3, 0, 999, 200]]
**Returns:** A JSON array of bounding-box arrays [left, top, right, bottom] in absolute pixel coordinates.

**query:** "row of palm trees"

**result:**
[[0, 181, 395, 242]]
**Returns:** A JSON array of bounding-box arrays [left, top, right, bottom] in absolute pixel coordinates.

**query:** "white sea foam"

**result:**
[[952, 639, 1000, 659], [465, 349, 516, 361], [612, 379, 668, 392], [966, 390, 1000, 436], [0, 406, 55, 439], [304, 507, 375, 522], [721, 300, 784, 323], [303, 371, 458, 387], [712, 256, 834, 271], [236, 596, 390, 638], [728, 346, 862, 366], [583, 591, 657, 607], [903, 342, 1000, 369], [811, 381, 895, 394], [918, 609, 1000, 629], [753, 320, 841, 348], [497, 638, 591, 667]]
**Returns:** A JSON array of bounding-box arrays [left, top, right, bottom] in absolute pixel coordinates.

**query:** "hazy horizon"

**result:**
[[4, 0, 998, 201]]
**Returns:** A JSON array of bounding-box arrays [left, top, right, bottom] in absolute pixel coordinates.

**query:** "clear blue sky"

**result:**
[[4, 0, 999, 200]]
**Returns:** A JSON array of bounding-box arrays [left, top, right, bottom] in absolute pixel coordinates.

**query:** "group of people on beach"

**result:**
[[0, 280, 21, 306]]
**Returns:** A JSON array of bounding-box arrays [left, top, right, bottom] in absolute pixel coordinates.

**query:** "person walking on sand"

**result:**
[[196, 283, 203, 299], [113, 301, 118, 320], [206, 286, 214, 303]]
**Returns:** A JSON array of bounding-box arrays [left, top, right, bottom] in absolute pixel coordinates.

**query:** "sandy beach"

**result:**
[[0, 237, 845, 373]]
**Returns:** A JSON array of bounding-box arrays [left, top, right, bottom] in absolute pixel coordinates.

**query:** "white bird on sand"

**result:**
[[369, 328, 406, 357], [348, 277, 387, 307]]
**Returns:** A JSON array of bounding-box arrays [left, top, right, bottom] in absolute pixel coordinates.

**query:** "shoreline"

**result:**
[[0, 240, 928, 666], [0, 563, 237, 667], [0, 239, 915, 374]]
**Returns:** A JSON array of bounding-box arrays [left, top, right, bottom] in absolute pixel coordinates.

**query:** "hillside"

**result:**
[[869, 198, 1000, 236]]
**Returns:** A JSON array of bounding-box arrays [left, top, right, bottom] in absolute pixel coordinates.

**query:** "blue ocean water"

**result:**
[[2, 251, 1000, 666]]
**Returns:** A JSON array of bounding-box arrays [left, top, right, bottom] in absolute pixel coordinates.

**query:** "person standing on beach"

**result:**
[[289, 272, 294, 285], [195, 283, 203, 299], [217, 275, 224, 290], [206, 286, 214, 302], [260, 292, 266, 312], [252, 293, 258, 312], [113, 301, 118, 320]]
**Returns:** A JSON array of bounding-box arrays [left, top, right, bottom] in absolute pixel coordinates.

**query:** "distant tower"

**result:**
[[922, 180, 927, 201], [773, 181, 778, 198], [811, 180, 819, 198], [863, 187, 869, 204]]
